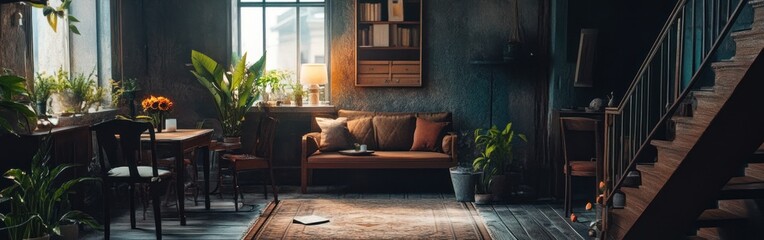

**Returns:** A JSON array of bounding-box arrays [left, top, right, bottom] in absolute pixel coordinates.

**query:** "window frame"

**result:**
[[236, 0, 331, 103]]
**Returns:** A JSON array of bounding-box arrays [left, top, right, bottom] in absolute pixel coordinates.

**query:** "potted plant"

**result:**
[[190, 50, 266, 143], [290, 81, 305, 107], [0, 137, 101, 240], [51, 69, 104, 115], [258, 69, 290, 105], [30, 73, 56, 117], [110, 78, 140, 117], [0, 72, 36, 136], [472, 122, 526, 203]]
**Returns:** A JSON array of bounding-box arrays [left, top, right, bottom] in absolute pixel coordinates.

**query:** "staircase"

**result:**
[[603, 0, 764, 239]]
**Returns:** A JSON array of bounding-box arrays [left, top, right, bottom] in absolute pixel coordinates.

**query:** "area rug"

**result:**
[[243, 199, 491, 239]]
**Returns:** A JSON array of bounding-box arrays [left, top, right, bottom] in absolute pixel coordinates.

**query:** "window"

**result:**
[[236, 0, 329, 100], [32, 0, 112, 89]]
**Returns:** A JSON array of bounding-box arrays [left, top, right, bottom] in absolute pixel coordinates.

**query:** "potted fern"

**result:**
[[472, 122, 526, 203], [0, 137, 101, 240], [190, 50, 266, 143]]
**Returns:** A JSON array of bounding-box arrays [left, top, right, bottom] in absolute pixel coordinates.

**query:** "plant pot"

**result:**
[[295, 95, 303, 107], [224, 136, 241, 143], [474, 193, 493, 205], [450, 167, 478, 202], [23, 234, 50, 240], [36, 100, 48, 116], [60, 223, 79, 240], [490, 175, 508, 202], [51, 91, 77, 115]]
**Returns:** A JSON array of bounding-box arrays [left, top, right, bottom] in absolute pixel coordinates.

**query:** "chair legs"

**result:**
[[103, 182, 111, 240], [564, 173, 571, 217], [268, 163, 279, 202], [129, 183, 136, 229], [151, 182, 163, 240], [232, 164, 240, 212]]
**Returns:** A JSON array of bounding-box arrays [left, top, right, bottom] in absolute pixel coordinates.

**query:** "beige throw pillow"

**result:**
[[347, 116, 377, 149], [316, 117, 352, 152]]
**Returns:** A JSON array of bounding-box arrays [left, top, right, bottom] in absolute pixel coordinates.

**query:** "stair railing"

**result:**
[[605, 0, 749, 204]]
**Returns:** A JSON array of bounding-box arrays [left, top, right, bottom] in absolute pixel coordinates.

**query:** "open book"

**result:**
[[293, 215, 330, 225]]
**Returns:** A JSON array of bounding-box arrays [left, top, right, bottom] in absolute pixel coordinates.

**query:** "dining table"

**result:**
[[141, 129, 213, 226]]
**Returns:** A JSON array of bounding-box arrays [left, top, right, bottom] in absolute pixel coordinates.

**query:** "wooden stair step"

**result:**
[[750, 150, 764, 164], [609, 208, 641, 233], [695, 209, 747, 228], [719, 176, 764, 200], [731, 30, 764, 59], [636, 164, 671, 189], [696, 227, 721, 240], [746, 163, 764, 178], [621, 187, 653, 211], [686, 236, 708, 240]]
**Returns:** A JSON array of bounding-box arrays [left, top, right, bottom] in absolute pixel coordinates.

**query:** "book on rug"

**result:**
[[293, 215, 330, 225]]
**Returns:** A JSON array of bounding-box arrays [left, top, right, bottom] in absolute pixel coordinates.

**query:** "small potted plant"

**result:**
[[257, 69, 291, 105], [51, 69, 105, 115], [290, 81, 305, 107], [110, 78, 140, 117], [190, 50, 266, 143], [472, 122, 526, 203], [30, 73, 56, 117], [0, 137, 101, 240]]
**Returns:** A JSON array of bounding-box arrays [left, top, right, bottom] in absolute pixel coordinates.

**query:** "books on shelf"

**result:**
[[372, 24, 390, 47], [359, 3, 382, 21], [393, 26, 418, 47]]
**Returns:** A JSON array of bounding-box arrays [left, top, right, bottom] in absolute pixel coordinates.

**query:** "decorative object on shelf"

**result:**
[[290, 81, 305, 107], [51, 68, 105, 114], [190, 50, 266, 140], [31, 72, 55, 117], [258, 69, 291, 104], [0, 136, 101, 240], [473, 122, 527, 202], [300, 64, 328, 105], [141, 95, 174, 133], [355, 0, 423, 87], [607, 91, 616, 107], [388, 0, 404, 21], [586, 98, 603, 112]]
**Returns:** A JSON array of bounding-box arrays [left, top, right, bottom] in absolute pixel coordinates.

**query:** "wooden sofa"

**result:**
[[300, 110, 457, 193]]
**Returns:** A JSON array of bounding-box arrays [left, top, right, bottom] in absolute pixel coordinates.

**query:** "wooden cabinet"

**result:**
[[355, 0, 423, 87]]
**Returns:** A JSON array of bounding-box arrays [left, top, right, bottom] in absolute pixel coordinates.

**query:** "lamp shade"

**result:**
[[299, 64, 328, 85]]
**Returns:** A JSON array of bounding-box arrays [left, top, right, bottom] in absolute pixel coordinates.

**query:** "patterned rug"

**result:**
[[244, 199, 491, 239]]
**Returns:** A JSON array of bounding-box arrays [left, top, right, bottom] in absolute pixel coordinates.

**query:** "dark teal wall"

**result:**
[[330, 0, 544, 166]]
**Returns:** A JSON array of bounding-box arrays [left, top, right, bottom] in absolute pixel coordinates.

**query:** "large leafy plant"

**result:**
[[473, 122, 527, 193], [190, 50, 266, 137], [0, 137, 101, 239], [0, 73, 36, 135]]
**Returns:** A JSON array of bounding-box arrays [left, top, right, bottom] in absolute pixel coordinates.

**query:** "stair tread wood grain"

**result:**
[[719, 176, 764, 200], [696, 209, 747, 228]]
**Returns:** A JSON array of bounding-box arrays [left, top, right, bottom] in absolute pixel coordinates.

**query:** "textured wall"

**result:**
[[0, 3, 32, 80], [330, 0, 543, 166]]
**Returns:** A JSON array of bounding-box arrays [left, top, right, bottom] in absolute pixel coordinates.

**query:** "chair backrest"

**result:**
[[197, 118, 223, 140], [245, 116, 278, 159], [92, 119, 159, 179], [560, 117, 602, 165]]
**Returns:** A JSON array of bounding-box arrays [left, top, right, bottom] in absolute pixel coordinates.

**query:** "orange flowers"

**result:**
[[142, 95, 174, 113]]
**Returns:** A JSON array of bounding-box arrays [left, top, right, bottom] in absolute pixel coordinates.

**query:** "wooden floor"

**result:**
[[80, 183, 593, 240]]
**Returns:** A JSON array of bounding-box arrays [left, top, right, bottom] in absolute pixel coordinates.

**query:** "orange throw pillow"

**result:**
[[410, 118, 449, 151]]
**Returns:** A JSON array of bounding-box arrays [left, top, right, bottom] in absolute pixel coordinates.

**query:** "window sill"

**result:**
[[250, 104, 336, 113]]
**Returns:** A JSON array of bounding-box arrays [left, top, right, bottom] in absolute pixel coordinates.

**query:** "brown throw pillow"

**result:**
[[411, 118, 449, 151], [315, 117, 352, 152], [347, 116, 377, 149], [373, 115, 416, 150]]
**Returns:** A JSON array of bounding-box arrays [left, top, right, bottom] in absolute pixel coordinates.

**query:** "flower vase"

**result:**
[[153, 113, 165, 133]]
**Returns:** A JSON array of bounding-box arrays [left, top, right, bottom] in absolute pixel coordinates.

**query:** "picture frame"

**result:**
[[388, 0, 404, 22]]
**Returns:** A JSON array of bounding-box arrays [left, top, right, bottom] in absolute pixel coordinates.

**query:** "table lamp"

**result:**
[[299, 63, 328, 105]]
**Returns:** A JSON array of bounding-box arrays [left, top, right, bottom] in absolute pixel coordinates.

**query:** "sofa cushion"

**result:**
[[316, 117, 352, 152], [373, 115, 416, 150], [307, 151, 452, 163], [347, 116, 377, 149], [410, 118, 449, 151], [338, 109, 374, 119], [416, 112, 452, 123]]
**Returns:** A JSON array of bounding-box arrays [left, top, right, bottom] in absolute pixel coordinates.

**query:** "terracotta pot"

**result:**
[[474, 193, 493, 205], [224, 136, 241, 143]]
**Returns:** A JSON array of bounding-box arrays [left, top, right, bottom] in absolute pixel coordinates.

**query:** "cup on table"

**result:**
[[360, 144, 367, 151], [165, 118, 177, 132]]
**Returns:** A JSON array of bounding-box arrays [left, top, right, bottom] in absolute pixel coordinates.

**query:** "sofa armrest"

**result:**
[[442, 132, 457, 161], [302, 132, 321, 160]]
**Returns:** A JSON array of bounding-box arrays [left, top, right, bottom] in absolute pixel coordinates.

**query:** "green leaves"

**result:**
[[34, 0, 79, 35], [191, 50, 267, 137], [472, 122, 527, 193]]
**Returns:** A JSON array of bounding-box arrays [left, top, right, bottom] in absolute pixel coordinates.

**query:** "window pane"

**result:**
[[240, 7, 264, 64], [265, 0, 296, 2], [265, 7, 297, 73], [300, 0, 325, 2], [32, 9, 70, 74], [300, 7, 325, 64]]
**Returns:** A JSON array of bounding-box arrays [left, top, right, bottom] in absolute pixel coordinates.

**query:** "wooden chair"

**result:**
[[92, 119, 175, 240], [220, 116, 279, 211], [559, 117, 603, 217]]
